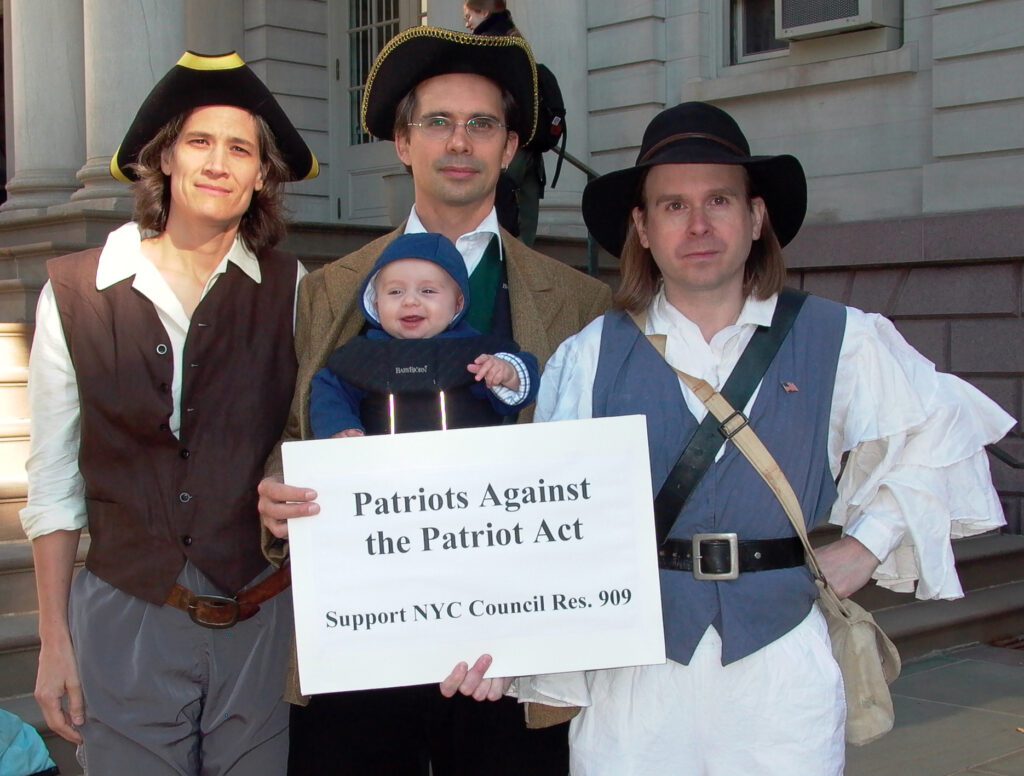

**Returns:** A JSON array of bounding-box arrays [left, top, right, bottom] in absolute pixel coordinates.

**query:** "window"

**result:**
[[349, 1, 401, 145], [731, 0, 788, 63], [348, 1, 430, 145]]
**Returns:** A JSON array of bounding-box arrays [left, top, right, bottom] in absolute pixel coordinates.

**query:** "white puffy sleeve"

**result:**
[[535, 316, 605, 423], [829, 307, 1015, 599]]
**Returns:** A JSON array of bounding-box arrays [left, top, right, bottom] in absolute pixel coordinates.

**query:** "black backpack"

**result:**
[[524, 63, 567, 188]]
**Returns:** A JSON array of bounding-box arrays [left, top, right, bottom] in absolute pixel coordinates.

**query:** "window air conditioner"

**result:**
[[774, 0, 902, 41]]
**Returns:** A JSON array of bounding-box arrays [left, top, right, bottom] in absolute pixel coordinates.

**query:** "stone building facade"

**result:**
[[1, 0, 1021, 526]]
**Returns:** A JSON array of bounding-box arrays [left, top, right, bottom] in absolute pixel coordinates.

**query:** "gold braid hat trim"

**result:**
[[361, 26, 539, 144]]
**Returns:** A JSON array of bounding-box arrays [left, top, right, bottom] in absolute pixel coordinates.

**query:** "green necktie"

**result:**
[[465, 235, 501, 334]]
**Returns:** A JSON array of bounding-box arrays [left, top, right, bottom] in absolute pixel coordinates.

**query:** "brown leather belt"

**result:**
[[165, 565, 291, 628]]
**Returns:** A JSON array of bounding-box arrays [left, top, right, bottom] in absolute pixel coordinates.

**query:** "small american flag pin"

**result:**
[[781, 381, 800, 393]]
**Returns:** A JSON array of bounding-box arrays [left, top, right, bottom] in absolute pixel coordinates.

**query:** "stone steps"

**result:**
[[0, 365, 29, 419], [0, 419, 30, 482], [846, 532, 1024, 661], [0, 536, 89, 617], [875, 579, 1024, 661], [0, 479, 28, 541], [0, 611, 40, 698]]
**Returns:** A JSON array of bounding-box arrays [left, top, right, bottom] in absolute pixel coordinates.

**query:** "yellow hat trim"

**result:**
[[109, 145, 131, 184], [304, 154, 320, 181], [177, 51, 246, 71]]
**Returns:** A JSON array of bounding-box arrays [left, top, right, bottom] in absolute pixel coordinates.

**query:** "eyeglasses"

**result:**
[[407, 116, 507, 140]]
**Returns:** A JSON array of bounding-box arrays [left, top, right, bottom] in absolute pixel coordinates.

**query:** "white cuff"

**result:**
[[491, 353, 530, 405], [843, 512, 904, 563]]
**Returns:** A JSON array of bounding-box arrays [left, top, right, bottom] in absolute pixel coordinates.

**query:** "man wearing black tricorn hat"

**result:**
[[21, 52, 317, 773], [257, 25, 610, 776], [505, 102, 1013, 773]]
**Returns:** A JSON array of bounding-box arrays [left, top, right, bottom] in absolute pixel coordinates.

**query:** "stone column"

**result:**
[[0, 0, 84, 214], [67, 0, 185, 208], [186, 0, 245, 58]]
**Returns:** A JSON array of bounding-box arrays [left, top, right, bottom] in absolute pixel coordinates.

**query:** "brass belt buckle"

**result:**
[[188, 594, 240, 629], [691, 533, 739, 581]]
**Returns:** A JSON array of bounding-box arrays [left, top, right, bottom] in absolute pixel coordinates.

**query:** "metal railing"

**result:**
[[550, 146, 602, 277], [987, 444, 1024, 469]]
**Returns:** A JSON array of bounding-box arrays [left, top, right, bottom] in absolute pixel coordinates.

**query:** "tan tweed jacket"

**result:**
[[264, 226, 612, 703]]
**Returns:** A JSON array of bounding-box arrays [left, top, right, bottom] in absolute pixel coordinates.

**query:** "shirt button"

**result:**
[[180, 449, 190, 459], [159, 423, 169, 432], [179, 492, 192, 504], [181, 535, 193, 546], [156, 344, 168, 355], [160, 383, 169, 393]]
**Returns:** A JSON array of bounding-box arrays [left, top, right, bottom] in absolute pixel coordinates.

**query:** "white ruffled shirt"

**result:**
[[536, 287, 1014, 600]]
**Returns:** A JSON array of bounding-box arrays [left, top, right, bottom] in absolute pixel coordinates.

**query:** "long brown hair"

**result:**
[[130, 109, 290, 254], [612, 167, 787, 313]]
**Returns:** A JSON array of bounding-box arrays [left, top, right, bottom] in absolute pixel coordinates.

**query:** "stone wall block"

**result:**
[[588, 62, 666, 112], [933, 0, 1024, 60], [245, 26, 326, 67], [934, 102, 1024, 158], [923, 156, 1024, 213], [588, 18, 665, 70], [847, 268, 907, 315], [970, 377, 1021, 433], [921, 208, 1024, 261], [894, 319, 950, 371], [587, 0, 665, 30], [245, 0, 325, 32], [933, 51, 1024, 108], [797, 271, 851, 304], [950, 319, 1024, 373], [894, 264, 1019, 317]]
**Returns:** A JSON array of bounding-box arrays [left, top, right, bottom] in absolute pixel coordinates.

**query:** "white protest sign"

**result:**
[[284, 415, 665, 695]]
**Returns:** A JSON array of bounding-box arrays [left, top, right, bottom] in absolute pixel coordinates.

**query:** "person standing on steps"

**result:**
[[465, 0, 548, 247], [21, 51, 317, 775]]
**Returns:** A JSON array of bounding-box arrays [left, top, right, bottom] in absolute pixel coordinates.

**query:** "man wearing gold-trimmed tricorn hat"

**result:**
[[21, 51, 317, 774], [257, 24, 610, 776]]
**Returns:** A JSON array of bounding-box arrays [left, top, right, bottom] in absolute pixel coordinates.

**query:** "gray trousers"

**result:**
[[69, 563, 292, 776]]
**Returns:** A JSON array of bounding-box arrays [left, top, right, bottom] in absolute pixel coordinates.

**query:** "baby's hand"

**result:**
[[331, 428, 365, 439], [467, 354, 520, 391]]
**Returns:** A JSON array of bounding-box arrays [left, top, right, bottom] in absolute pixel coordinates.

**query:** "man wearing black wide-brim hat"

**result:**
[[510, 101, 1013, 774], [21, 52, 318, 774], [257, 25, 611, 776]]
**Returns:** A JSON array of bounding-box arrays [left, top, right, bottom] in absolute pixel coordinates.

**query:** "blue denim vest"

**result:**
[[593, 296, 846, 664]]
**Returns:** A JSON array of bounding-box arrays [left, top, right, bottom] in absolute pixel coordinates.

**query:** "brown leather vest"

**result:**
[[48, 245, 298, 603]]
